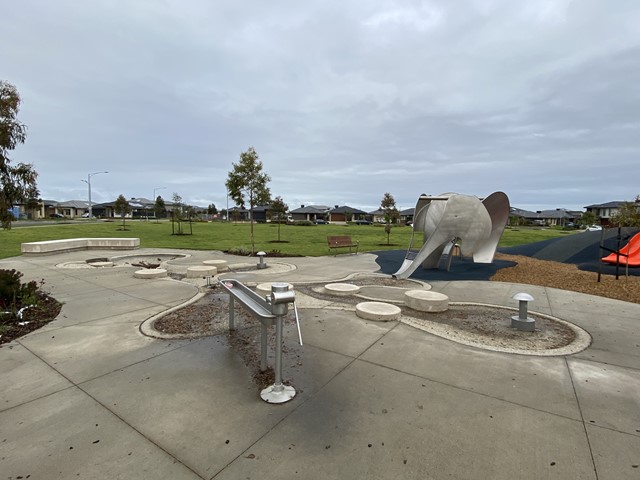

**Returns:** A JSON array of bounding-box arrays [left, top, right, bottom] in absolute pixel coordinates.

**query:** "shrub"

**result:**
[[293, 220, 315, 226], [0, 269, 39, 313]]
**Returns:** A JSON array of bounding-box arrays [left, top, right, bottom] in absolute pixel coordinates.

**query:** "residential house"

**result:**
[[329, 205, 368, 222], [584, 201, 629, 226], [509, 207, 581, 226], [289, 205, 331, 222], [399, 208, 414, 225]]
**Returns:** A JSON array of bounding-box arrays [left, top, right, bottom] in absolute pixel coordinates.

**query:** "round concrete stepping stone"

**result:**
[[256, 282, 293, 295], [186, 265, 217, 278], [134, 268, 168, 279], [325, 283, 361, 296], [203, 259, 229, 272], [89, 261, 114, 268], [404, 290, 449, 312], [355, 302, 401, 322]]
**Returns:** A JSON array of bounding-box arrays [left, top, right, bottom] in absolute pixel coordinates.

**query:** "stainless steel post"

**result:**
[[274, 316, 283, 386], [260, 324, 268, 372]]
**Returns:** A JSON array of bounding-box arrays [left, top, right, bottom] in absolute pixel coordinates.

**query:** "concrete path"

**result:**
[[1, 249, 638, 479]]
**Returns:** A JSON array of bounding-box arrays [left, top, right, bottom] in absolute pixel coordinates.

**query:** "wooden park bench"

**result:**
[[327, 235, 359, 255]]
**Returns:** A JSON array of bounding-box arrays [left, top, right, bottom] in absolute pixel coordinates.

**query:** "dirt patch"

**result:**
[[153, 287, 300, 389], [0, 292, 62, 345], [403, 304, 577, 351]]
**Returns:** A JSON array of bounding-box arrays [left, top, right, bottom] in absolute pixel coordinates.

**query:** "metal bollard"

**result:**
[[511, 292, 535, 332], [256, 251, 267, 269]]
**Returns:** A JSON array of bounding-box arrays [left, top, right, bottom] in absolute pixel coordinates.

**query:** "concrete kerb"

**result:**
[[139, 287, 209, 340]]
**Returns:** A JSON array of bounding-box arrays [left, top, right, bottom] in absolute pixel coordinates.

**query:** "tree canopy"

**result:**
[[225, 147, 271, 253], [1, 81, 38, 229], [380, 192, 399, 245]]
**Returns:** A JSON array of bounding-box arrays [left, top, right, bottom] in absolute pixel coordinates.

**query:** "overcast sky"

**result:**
[[2, 0, 639, 213]]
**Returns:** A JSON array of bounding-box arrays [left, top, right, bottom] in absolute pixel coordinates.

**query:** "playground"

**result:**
[[1, 192, 639, 479]]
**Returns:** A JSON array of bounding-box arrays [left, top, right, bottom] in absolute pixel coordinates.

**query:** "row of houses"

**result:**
[[10, 197, 634, 226]]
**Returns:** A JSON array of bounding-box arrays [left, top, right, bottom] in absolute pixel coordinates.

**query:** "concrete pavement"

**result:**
[[0, 249, 638, 479]]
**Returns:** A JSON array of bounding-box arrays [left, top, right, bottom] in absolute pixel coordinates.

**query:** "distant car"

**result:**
[[352, 219, 371, 225], [81, 212, 91, 218], [49, 213, 64, 218], [586, 225, 603, 231], [315, 219, 328, 224]]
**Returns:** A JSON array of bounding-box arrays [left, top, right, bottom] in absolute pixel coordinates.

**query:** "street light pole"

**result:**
[[81, 171, 108, 219], [152, 186, 166, 221]]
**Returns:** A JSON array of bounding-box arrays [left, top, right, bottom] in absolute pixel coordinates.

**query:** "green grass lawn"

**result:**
[[0, 220, 576, 260]]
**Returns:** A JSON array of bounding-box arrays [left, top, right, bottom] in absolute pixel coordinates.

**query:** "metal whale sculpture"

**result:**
[[393, 191, 510, 279]]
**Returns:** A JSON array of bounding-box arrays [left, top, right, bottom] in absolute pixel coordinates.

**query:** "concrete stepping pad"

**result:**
[[256, 282, 293, 295], [404, 290, 449, 312], [202, 259, 229, 272], [355, 301, 401, 322], [325, 283, 361, 296], [134, 268, 168, 279], [186, 265, 217, 278]]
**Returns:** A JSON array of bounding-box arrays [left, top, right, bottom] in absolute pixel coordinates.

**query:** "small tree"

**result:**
[[154, 195, 166, 223], [1, 81, 39, 230], [610, 196, 640, 227], [207, 203, 217, 216], [380, 192, 399, 245], [114, 194, 131, 230], [579, 211, 598, 228], [270, 196, 289, 242], [225, 147, 271, 254], [171, 192, 185, 234]]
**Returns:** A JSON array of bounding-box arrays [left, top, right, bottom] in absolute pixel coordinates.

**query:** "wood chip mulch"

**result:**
[[492, 253, 640, 304]]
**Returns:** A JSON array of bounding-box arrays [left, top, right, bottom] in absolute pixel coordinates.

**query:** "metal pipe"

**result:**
[[274, 316, 283, 387]]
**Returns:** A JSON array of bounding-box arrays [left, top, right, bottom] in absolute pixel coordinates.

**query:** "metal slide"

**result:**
[[392, 192, 510, 280]]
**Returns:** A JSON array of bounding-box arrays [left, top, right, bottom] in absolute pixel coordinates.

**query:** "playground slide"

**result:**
[[601, 232, 640, 266], [392, 194, 494, 279]]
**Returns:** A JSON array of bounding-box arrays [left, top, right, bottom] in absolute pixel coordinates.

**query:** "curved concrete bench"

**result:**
[[21, 238, 140, 255], [202, 259, 229, 272], [355, 302, 401, 322], [186, 265, 217, 278], [404, 290, 449, 312], [134, 268, 168, 279], [324, 283, 361, 296]]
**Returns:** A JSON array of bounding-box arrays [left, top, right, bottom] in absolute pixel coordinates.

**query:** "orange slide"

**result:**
[[601, 232, 640, 266]]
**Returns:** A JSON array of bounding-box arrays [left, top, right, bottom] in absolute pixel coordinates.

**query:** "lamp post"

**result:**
[[81, 171, 108, 219], [153, 186, 166, 221]]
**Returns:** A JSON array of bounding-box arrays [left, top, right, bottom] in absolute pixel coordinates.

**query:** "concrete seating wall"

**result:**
[[21, 238, 140, 255]]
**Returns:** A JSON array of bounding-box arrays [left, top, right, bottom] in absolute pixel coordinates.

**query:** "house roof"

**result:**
[[57, 200, 90, 209], [400, 208, 415, 216], [290, 205, 330, 214], [330, 205, 367, 215], [510, 207, 578, 219], [584, 201, 626, 209]]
